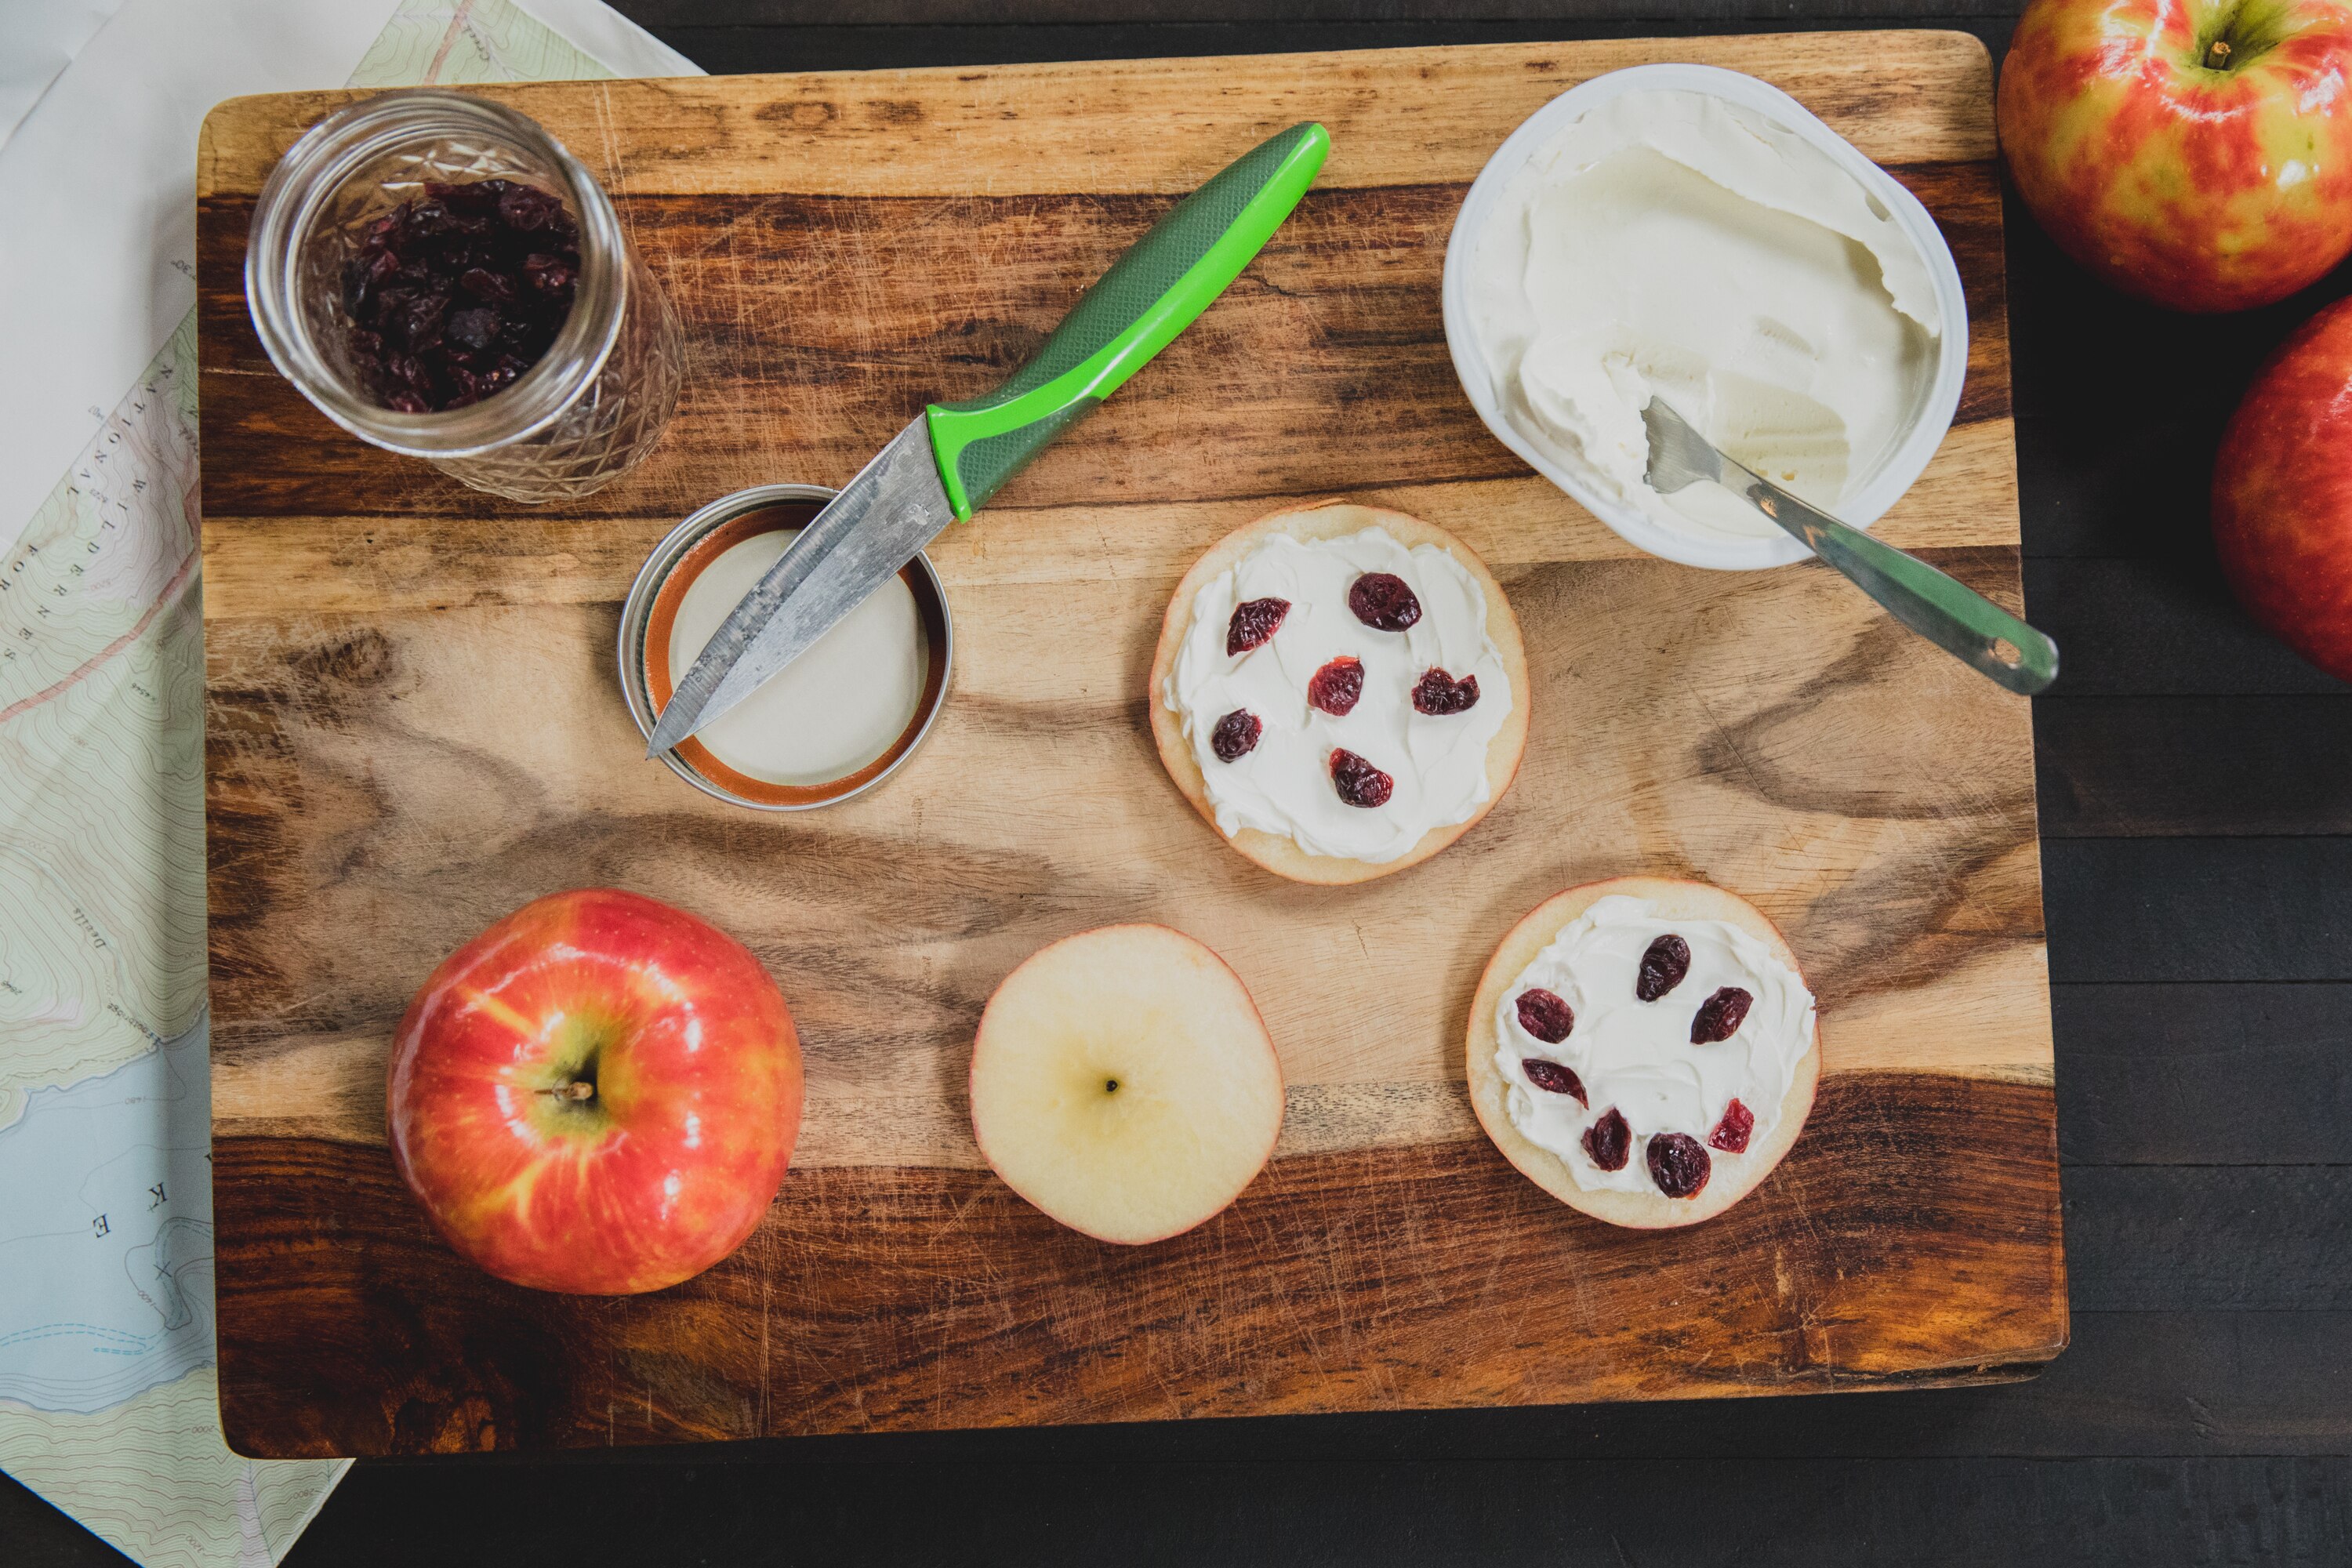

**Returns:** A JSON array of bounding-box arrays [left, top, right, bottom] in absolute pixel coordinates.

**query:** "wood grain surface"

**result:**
[[198, 33, 2062, 1457], [213, 1073, 2058, 1454]]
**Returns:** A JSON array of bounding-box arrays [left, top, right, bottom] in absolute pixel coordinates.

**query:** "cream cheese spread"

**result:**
[[1495, 894, 1817, 1194], [1167, 526, 1512, 863], [1468, 86, 1941, 546]]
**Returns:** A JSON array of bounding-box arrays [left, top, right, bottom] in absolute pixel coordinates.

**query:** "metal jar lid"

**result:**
[[617, 482, 953, 811]]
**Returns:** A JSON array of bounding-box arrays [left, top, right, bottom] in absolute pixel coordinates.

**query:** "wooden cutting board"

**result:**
[[197, 32, 2062, 1458]]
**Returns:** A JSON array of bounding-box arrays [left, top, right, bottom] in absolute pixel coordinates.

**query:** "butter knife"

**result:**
[[1640, 396, 2058, 695]]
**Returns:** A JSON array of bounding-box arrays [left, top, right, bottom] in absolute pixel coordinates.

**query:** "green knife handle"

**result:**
[[924, 121, 1330, 519]]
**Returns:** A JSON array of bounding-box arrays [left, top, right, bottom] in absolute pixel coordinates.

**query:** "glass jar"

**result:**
[[245, 89, 682, 503]]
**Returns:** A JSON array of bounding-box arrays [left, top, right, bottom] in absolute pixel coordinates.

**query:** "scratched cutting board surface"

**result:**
[[196, 32, 2062, 1458]]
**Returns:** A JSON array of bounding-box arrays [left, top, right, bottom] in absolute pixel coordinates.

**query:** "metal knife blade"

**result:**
[[644, 417, 956, 757]]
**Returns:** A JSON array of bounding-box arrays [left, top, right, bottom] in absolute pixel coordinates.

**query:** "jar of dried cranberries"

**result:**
[[245, 90, 682, 503]]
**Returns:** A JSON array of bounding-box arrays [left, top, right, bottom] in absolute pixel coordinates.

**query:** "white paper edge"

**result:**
[[508, 0, 704, 78], [0, 0, 408, 552]]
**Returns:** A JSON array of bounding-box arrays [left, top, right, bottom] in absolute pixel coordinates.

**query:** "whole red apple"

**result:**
[[2213, 295, 2352, 680], [387, 887, 801, 1294], [2000, 0, 2352, 312]]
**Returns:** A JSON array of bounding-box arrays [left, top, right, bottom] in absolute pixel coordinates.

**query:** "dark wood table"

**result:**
[[13, 1, 2349, 1561]]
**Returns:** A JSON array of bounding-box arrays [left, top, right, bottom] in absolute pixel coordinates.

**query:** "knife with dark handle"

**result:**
[[646, 121, 1332, 757]]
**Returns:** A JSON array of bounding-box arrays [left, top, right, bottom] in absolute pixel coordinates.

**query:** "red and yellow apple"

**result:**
[[1999, 0, 2352, 312], [2213, 295, 2352, 680], [969, 924, 1284, 1245], [387, 887, 801, 1294]]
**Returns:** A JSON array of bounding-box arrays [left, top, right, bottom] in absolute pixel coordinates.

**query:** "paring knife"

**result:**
[[646, 121, 1333, 757]]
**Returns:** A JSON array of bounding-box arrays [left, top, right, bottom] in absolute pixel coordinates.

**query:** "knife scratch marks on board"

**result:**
[[1091, 520, 1124, 580], [1685, 672, 1769, 803], [592, 83, 624, 203], [757, 1261, 772, 1436], [719, 212, 768, 459]]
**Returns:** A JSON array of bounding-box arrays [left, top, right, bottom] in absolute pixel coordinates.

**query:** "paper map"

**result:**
[[0, 3, 693, 1562]]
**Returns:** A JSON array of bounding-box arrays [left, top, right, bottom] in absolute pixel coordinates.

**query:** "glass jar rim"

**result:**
[[244, 89, 628, 459]]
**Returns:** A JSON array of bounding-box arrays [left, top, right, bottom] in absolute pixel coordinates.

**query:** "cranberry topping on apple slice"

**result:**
[[1520, 1058, 1588, 1105], [1635, 935, 1690, 1001], [1708, 1098, 1754, 1153], [1329, 748, 1394, 808], [1645, 1132, 1711, 1198], [1307, 655, 1366, 716], [1690, 985, 1753, 1044], [1348, 572, 1422, 631], [1226, 596, 1290, 655], [1411, 667, 1479, 715], [1210, 709, 1261, 762], [1514, 988, 1575, 1044], [1582, 1107, 1631, 1171]]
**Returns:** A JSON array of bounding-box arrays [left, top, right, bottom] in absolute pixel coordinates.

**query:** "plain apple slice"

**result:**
[[970, 924, 1285, 1245]]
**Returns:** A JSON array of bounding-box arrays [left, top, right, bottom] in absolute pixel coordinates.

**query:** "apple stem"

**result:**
[[550, 1080, 595, 1102], [2205, 37, 2233, 69]]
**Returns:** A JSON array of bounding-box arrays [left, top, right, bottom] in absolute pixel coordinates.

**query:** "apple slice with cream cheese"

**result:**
[[1466, 875, 1820, 1229]]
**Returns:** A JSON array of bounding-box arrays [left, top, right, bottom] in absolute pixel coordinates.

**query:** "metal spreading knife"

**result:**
[[1639, 395, 2060, 695], [645, 121, 1333, 758]]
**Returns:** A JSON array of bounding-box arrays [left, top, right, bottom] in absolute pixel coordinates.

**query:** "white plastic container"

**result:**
[[1441, 63, 1970, 572]]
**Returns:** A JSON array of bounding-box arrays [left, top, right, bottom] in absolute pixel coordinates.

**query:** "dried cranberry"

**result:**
[[1329, 748, 1393, 808], [445, 307, 500, 352], [522, 252, 575, 297], [1226, 597, 1290, 655], [1635, 935, 1691, 1002], [1646, 1132, 1711, 1198], [1690, 987, 1753, 1044], [1348, 572, 1422, 631], [1307, 656, 1365, 716], [1520, 1058, 1587, 1105], [459, 267, 517, 305], [429, 180, 500, 216], [403, 198, 457, 237], [339, 179, 579, 414], [1411, 668, 1479, 715], [1708, 1098, 1754, 1153], [342, 247, 400, 313], [1514, 988, 1574, 1044], [1210, 709, 1261, 762], [1582, 1109, 1631, 1171], [498, 182, 567, 231], [394, 289, 449, 348]]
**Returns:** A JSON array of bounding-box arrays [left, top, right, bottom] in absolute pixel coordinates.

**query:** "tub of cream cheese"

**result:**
[[1443, 64, 1969, 571]]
